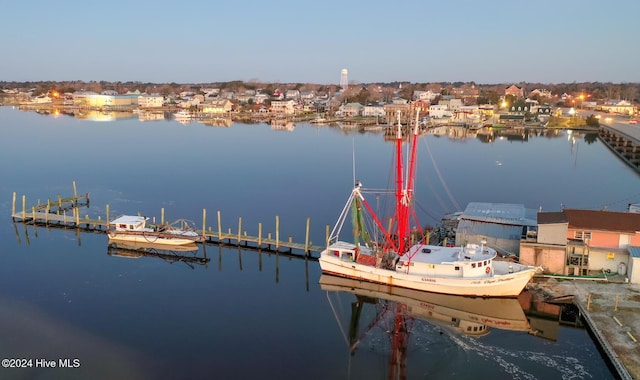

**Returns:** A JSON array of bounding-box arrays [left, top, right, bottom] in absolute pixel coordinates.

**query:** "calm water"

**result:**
[[2, 106, 637, 379]]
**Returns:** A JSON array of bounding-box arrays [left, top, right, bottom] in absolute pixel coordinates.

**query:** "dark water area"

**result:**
[[2, 107, 637, 379]]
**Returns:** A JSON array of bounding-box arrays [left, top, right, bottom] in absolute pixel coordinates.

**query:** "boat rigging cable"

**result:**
[[422, 137, 462, 212]]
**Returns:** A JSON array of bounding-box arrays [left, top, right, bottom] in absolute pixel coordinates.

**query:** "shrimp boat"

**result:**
[[107, 215, 204, 247], [318, 111, 539, 297]]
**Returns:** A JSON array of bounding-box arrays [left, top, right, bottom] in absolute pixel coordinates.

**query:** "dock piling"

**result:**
[[11, 192, 16, 220], [11, 185, 323, 257], [305, 217, 310, 255], [276, 215, 279, 250], [202, 208, 207, 236]]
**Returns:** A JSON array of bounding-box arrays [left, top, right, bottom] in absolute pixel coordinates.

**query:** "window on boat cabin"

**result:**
[[455, 266, 460, 271], [478, 262, 483, 267], [483, 260, 487, 265], [119, 224, 126, 229], [422, 248, 431, 253], [472, 263, 476, 268]]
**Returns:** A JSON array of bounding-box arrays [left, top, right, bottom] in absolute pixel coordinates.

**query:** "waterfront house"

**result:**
[[138, 94, 164, 108], [362, 103, 385, 118], [537, 105, 552, 120], [478, 104, 496, 119], [447, 98, 463, 112], [199, 99, 234, 114], [337, 102, 363, 117], [384, 102, 411, 124], [428, 104, 452, 118], [411, 100, 430, 116], [270, 99, 295, 115], [520, 209, 640, 283]]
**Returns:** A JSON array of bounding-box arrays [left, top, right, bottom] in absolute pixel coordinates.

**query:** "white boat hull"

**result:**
[[319, 250, 536, 297], [108, 232, 198, 246]]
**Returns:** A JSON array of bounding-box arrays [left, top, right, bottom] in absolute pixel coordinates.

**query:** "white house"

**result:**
[[138, 94, 164, 108], [285, 90, 300, 100], [337, 103, 363, 117], [413, 90, 439, 102], [270, 99, 296, 114], [363, 104, 385, 117], [429, 104, 452, 118]]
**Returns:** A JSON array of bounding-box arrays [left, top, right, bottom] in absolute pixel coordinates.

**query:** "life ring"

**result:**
[[485, 266, 491, 275]]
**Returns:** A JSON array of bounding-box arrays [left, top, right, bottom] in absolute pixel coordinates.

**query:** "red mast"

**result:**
[[394, 112, 407, 254], [394, 110, 420, 256]]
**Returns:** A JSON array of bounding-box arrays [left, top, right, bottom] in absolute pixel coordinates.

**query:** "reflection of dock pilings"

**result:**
[[11, 182, 326, 259], [107, 242, 210, 269]]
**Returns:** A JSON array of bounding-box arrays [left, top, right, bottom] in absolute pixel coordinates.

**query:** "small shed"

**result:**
[[455, 202, 537, 257], [628, 247, 640, 284]]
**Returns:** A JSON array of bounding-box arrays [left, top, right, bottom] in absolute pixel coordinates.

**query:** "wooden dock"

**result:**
[[11, 182, 326, 258], [599, 123, 640, 172]]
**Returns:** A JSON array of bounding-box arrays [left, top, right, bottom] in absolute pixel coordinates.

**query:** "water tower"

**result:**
[[340, 69, 348, 89]]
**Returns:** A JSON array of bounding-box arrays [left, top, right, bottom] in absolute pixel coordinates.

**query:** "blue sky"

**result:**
[[2, 0, 639, 84]]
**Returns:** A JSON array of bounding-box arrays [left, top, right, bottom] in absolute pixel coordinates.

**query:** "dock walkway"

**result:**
[[599, 122, 640, 172], [10, 185, 326, 258], [529, 277, 639, 379]]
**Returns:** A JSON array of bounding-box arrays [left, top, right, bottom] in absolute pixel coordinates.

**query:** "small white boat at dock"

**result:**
[[108, 215, 203, 246]]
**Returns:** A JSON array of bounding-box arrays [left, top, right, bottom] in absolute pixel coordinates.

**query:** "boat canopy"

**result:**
[[110, 215, 148, 225]]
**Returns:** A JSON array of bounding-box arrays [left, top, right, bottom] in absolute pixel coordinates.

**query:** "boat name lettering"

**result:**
[[418, 302, 435, 310], [481, 318, 511, 326], [420, 277, 436, 283]]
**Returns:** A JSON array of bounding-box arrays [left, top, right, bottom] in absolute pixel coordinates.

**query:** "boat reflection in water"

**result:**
[[107, 241, 210, 269], [320, 275, 531, 337], [320, 274, 537, 379]]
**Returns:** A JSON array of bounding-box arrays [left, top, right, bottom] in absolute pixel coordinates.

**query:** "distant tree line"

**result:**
[[1, 80, 638, 105]]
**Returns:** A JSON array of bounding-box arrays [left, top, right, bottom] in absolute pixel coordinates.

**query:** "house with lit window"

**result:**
[[520, 209, 640, 283]]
